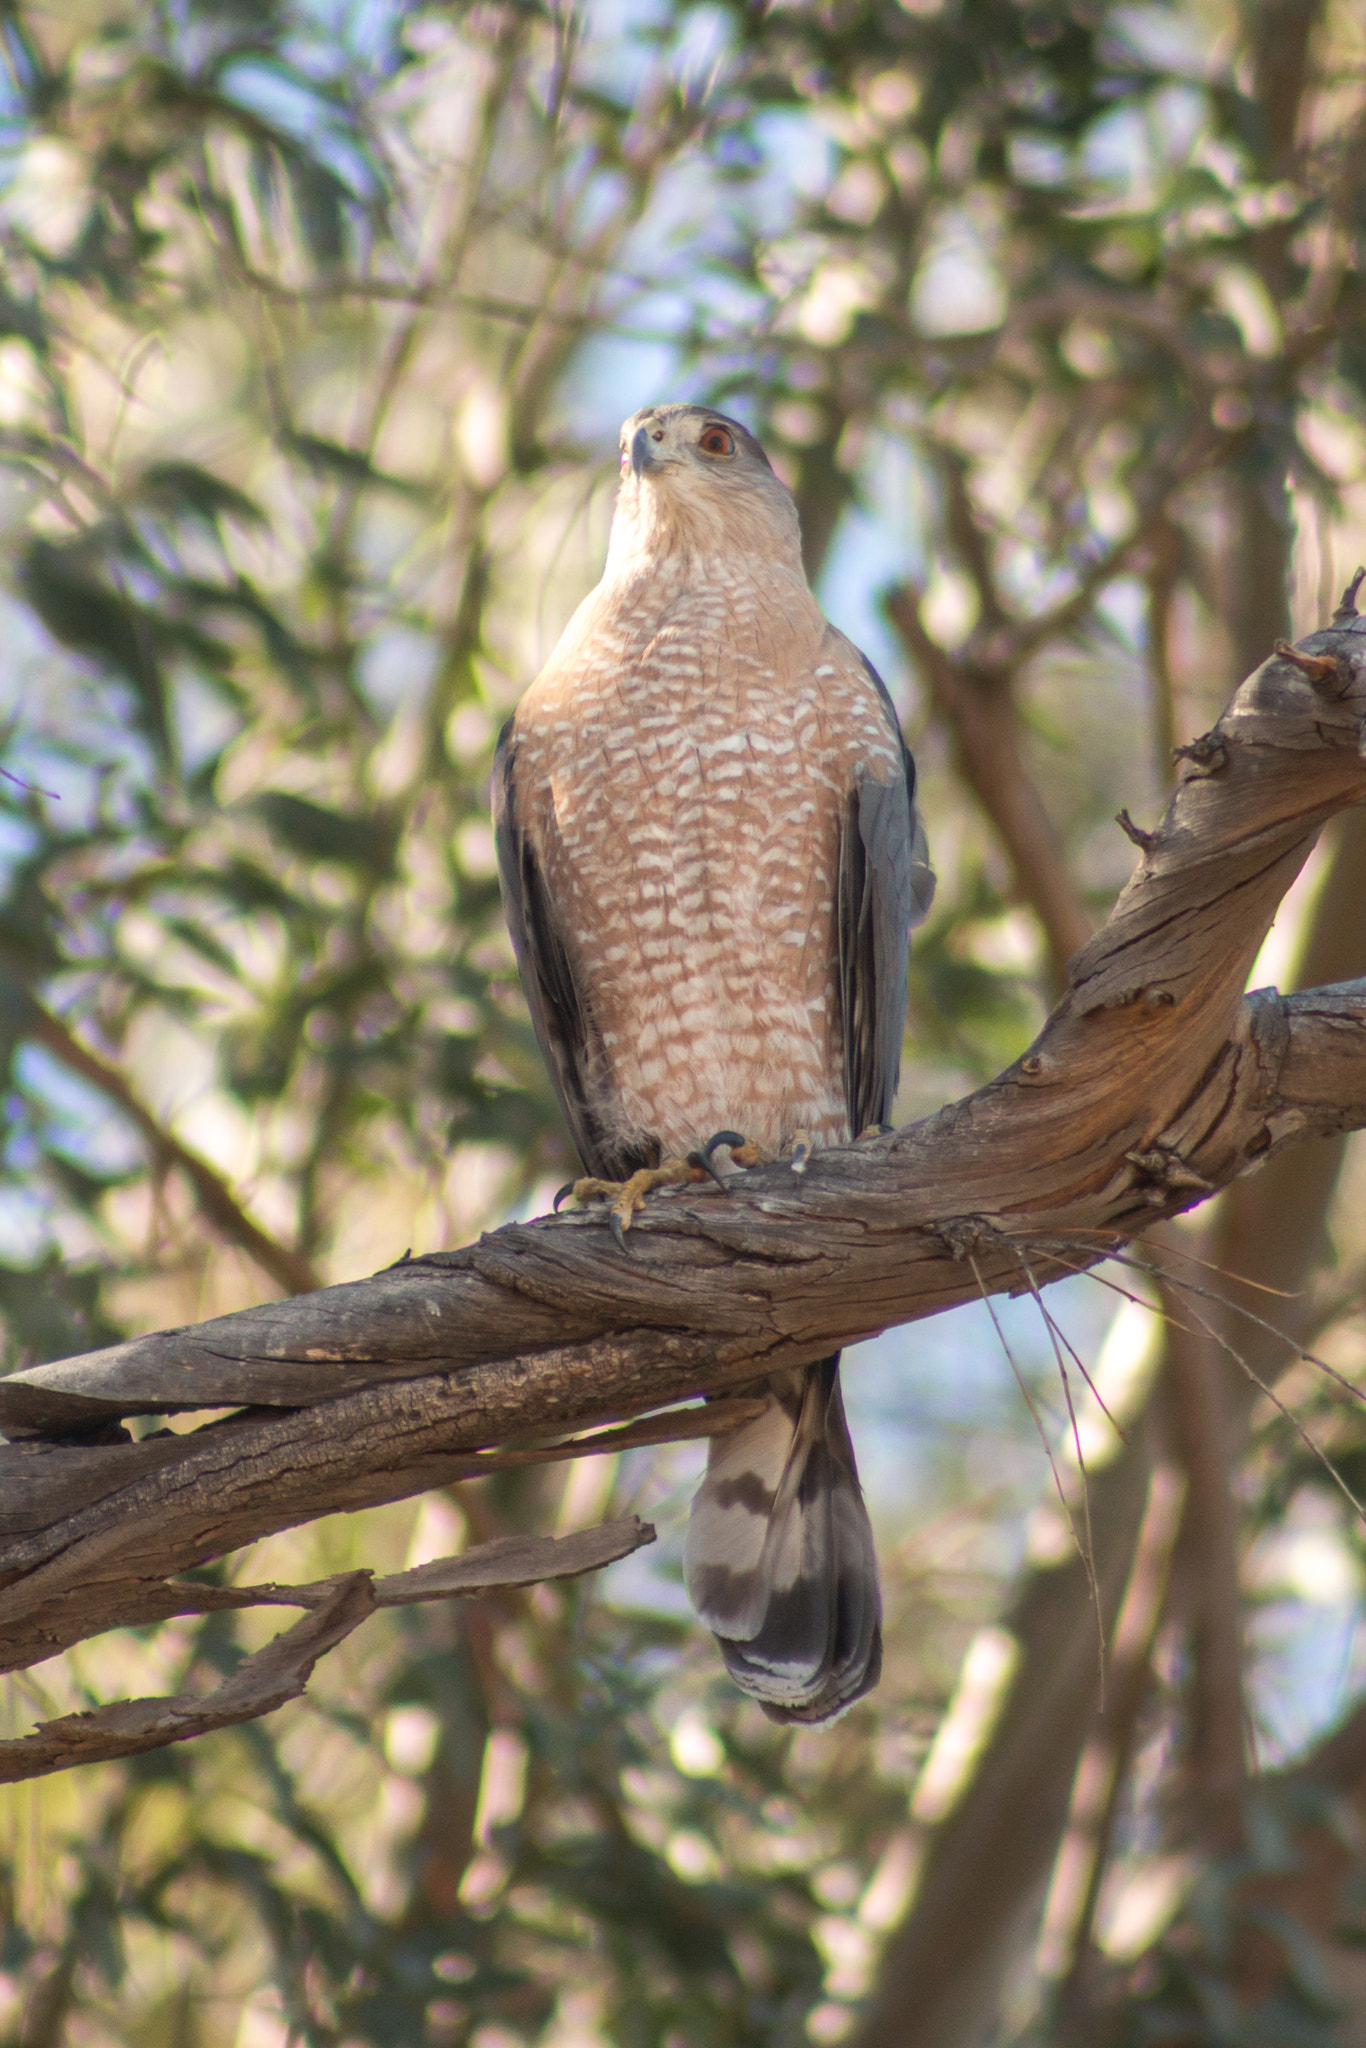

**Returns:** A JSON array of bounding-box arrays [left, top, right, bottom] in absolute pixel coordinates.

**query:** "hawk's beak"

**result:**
[[630, 425, 654, 477]]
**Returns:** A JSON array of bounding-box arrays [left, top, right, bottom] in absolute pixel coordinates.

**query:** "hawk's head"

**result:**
[[608, 403, 804, 577]]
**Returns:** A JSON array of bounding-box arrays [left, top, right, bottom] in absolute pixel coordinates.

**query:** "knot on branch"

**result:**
[[1124, 1144, 1216, 1204], [1173, 732, 1229, 779], [937, 1215, 1008, 1261], [1096, 984, 1176, 1014]]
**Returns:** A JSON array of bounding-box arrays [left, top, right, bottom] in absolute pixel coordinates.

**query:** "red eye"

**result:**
[[699, 425, 734, 456]]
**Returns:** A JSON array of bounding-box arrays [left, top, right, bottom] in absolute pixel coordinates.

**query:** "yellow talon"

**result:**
[[560, 1157, 708, 1248]]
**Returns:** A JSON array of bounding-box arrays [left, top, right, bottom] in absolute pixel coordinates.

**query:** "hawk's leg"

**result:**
[[557, 1157, 709, 1249]]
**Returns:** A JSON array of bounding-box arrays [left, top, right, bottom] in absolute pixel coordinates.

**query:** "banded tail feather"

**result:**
[[683, 1356, 882, 1724]]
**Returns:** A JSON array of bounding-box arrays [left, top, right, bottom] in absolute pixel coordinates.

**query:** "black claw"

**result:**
[[553, 1182, 576, 1212], [688, 1143, 733, 1192], [609, 1211, 635, 1254], [701, 1129, 746, 1164], [700, 1130, 748, 1191]]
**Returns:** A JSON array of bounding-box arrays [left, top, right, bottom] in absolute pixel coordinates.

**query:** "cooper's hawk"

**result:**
[[493, 404, 933, 1721]]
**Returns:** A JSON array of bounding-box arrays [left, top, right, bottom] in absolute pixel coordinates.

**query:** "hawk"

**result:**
[[493, 404, 933, 1721]]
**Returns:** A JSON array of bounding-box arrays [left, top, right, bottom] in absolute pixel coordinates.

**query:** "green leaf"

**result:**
[[20, 539, 170, 758], [279, 429, 425, 497], [254, 791, 399, 877], [133, 462, 267, 534]]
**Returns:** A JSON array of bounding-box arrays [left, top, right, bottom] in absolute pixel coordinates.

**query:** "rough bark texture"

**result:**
[[3, 623, 1366, 1730]]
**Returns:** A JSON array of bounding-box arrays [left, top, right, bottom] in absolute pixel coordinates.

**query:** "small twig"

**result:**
[[435, 1395, 768, 1473], [969, 1253, 1107, 1671], [1050, 1239, 1366, 1413], [0, 764, 58, 800], [1043, 1225, 1299, 1298], [16, 985, 322, 1298], [1333, 566, 1365, 622], [1044, 1251, 1366, 1521], [1273, 638, 1343, 693], [0, 1520, 655, 1782], [1013, 1246, 1129, 1447], [1013, 1252, 1104, 1682], [1115, 808, 1157, 853]]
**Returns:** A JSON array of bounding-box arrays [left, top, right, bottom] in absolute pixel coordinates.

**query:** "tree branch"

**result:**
[[2, 621, 1366, 1706], [21, 990, 321, 1299], [0, 1520, 653, 1783], [884, 584, 1092, 993]]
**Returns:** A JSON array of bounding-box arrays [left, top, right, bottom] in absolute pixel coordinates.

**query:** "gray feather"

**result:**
[[685, 1358, 881, 1724], [832, 645, 935, 1135], [492, 719, 649, 1182]]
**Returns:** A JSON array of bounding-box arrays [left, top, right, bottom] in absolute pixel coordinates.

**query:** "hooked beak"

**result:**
[[630, 424, 655, 477]]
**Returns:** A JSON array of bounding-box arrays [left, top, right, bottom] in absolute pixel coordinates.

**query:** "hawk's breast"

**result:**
[[513, 575, 902, 1160]]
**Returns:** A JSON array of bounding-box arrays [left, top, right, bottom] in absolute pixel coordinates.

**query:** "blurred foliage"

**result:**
[[2, 0, 1366, 2042]]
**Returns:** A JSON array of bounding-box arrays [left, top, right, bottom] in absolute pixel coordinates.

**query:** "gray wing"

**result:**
[[835, 651, 935, 1135], [492, 719, 647, 1183]]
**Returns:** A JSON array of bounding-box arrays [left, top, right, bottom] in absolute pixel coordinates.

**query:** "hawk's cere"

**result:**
[[493, 403, 934, 1722]]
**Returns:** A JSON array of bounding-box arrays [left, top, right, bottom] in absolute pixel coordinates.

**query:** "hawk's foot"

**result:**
[[555, 1157, 709, 1251], [697, 1129, 770, 1187], [698, 1129, 815, 1179]]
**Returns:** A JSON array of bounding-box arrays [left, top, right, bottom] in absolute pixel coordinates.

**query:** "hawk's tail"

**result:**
[[683, 1356, 881, 1724]]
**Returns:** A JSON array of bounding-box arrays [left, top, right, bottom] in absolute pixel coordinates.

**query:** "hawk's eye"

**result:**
[[698, 425, 734, 456]]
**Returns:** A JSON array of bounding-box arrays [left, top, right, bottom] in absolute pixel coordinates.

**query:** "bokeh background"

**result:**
[[3, 0, 1366, 2041]]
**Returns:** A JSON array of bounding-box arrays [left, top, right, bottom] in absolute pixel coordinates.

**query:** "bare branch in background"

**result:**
[[886, 583, 1093, 992], [19, 986, 321, 1300]]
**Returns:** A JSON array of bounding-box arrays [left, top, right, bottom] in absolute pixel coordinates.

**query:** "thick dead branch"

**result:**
[[2, 622, 1366, 1694]]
